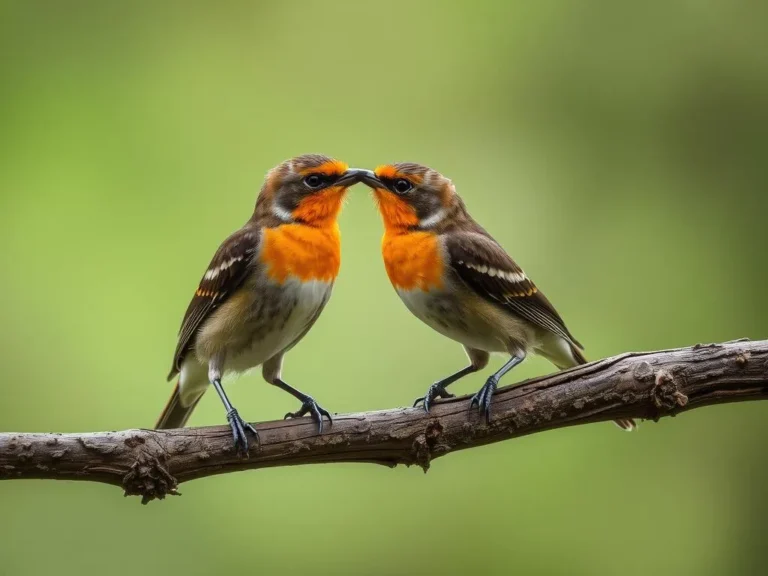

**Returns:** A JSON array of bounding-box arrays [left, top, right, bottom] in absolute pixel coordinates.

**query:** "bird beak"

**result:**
[[355, 169, 385, 189], [334, 168, 370, 188]]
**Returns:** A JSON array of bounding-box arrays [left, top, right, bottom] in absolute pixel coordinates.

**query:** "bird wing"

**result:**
[[445, 231, 582, 348], [167, 226, 261, 380]]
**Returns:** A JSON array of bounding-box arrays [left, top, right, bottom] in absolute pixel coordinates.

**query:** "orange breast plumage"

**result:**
[[260, 223, 341, 283], [381, 231, 444, 292]]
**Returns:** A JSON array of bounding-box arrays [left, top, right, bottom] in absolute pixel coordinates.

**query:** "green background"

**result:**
[[2, 1, 767, 575]]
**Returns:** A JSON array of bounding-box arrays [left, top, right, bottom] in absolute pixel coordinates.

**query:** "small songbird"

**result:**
[[157, 155, 368, 453], [359, 163, 635, 430]]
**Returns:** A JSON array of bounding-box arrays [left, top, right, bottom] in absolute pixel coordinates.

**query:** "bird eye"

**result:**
[[393, 178, 412, 194], [304, 174, 325, 189]]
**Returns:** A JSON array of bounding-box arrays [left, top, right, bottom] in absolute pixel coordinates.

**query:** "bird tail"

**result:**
[[155, 381, 201, 430], [569, 344, 637, 432]]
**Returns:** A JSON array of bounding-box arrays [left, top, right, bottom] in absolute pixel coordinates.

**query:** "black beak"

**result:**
[[334, 168, 369, 187], [356, 169, 384, 189]]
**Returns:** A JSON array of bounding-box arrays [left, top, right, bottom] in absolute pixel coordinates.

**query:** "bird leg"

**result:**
[[209, 362, 258, 456], [470, 355, 525, 422], [414, 365, 479, 412], [272, 379, 332, 433]]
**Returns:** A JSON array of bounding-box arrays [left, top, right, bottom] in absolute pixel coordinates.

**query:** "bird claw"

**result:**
[[284, 397, 333, 433], [413, 383, 455, 412], [470, 378, 497, 422], [226, 409, 259, 457]]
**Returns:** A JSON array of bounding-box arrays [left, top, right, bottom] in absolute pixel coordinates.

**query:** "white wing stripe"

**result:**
[[458, 261, 527, 283], [203, 256, 244, 280]]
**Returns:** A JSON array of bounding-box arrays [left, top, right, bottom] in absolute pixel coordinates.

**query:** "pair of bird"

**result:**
[[157, 154, 635, 454]]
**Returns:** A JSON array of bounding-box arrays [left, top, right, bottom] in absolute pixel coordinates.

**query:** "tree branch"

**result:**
[[1, 339, 766, 503]]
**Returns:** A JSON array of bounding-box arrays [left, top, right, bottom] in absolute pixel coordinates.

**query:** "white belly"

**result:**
[[396, 287, 518, 353], [179, 277, 332, 402], [226, 277, 332, 373]]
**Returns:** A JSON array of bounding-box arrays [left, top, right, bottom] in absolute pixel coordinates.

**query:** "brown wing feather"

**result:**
[[446, 231, 582, 348], [167, 226, 260, 380]]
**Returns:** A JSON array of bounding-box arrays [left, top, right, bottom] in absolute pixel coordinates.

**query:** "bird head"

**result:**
[[358, 163, 458, 232], [254, 154, 367, 227]]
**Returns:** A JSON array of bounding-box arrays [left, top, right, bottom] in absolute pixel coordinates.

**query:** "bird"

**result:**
[[157, 154, 368, 454], [358, 163, 635, 431]]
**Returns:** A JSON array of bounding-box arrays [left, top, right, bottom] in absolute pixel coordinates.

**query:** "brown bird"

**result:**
[[157, 155, 368, 453], [359, 163, 635, 430]]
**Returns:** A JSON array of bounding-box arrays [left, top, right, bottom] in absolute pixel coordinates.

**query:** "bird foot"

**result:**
[[413, 383, 455, 412], [226, 409, 259, 457], [284, 397, 332, 433], [470, 377, 498, 422]]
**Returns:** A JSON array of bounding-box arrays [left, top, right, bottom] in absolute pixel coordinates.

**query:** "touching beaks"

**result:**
[[356, 169, 384, 189], [332, 168, 384, 188], [334, 168, 368, 187]]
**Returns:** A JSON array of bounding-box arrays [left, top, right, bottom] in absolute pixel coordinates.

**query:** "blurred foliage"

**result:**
[[1, 1, 767, 575]]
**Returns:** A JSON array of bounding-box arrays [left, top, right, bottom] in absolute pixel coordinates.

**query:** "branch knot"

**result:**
[[651, 369, 688, 419], [411, 420, 445, 473], [122, 452, 179, 505]]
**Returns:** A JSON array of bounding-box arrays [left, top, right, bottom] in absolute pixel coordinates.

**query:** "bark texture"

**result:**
[[1, 339, 765, 503]]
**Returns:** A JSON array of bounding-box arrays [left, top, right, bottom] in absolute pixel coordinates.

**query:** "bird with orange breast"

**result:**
[[157, 155, 368, 453], [359, 163, 635, 430]]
